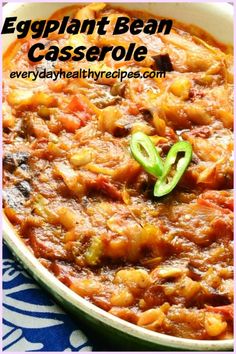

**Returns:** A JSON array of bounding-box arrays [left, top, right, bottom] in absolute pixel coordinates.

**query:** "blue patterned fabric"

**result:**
[[2, 244, 92, 352]]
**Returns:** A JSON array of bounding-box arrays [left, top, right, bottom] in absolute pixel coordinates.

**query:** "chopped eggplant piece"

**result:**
[[110, 82, 126, 97], [140, 109, 153, 122], [36, 60, 55, 72], [3, 188, 25, 209], [152, 54, 174, 71], [16, 181, 31, 198], [3, 152, 29, 173], [3, 180, 31, 209], [92, 92, 122, 108], [113, 124, 131, 137], [19, 164, 28, 171]]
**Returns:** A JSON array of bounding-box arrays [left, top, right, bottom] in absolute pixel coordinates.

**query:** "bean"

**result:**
[[204, 312, 227, 337], [138, 308, 165, 329]]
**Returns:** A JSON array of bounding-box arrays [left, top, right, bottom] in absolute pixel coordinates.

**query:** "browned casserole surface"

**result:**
[[3, 3, 233, 340]]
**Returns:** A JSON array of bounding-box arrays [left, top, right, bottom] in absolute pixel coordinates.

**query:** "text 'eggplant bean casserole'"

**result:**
[[3, 3, 234, 340]]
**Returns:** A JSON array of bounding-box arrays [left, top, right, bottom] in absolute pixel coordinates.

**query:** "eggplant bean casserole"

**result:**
[[3, 3, 234, 340]]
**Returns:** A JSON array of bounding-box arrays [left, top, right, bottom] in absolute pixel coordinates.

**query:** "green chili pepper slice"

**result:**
[[130, 132, 163, 178], [154, 141, 192, 197]]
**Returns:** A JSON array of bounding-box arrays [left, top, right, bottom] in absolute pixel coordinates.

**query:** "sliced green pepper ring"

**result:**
[[130, 132, 163, 178], [154, 141, 192, 197]]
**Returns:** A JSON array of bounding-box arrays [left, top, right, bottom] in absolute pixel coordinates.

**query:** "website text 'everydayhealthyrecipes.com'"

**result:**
[[9, 68, 166, 82]]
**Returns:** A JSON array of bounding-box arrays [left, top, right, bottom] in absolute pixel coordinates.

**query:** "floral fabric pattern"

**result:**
[[3, 245, 92, 352]]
